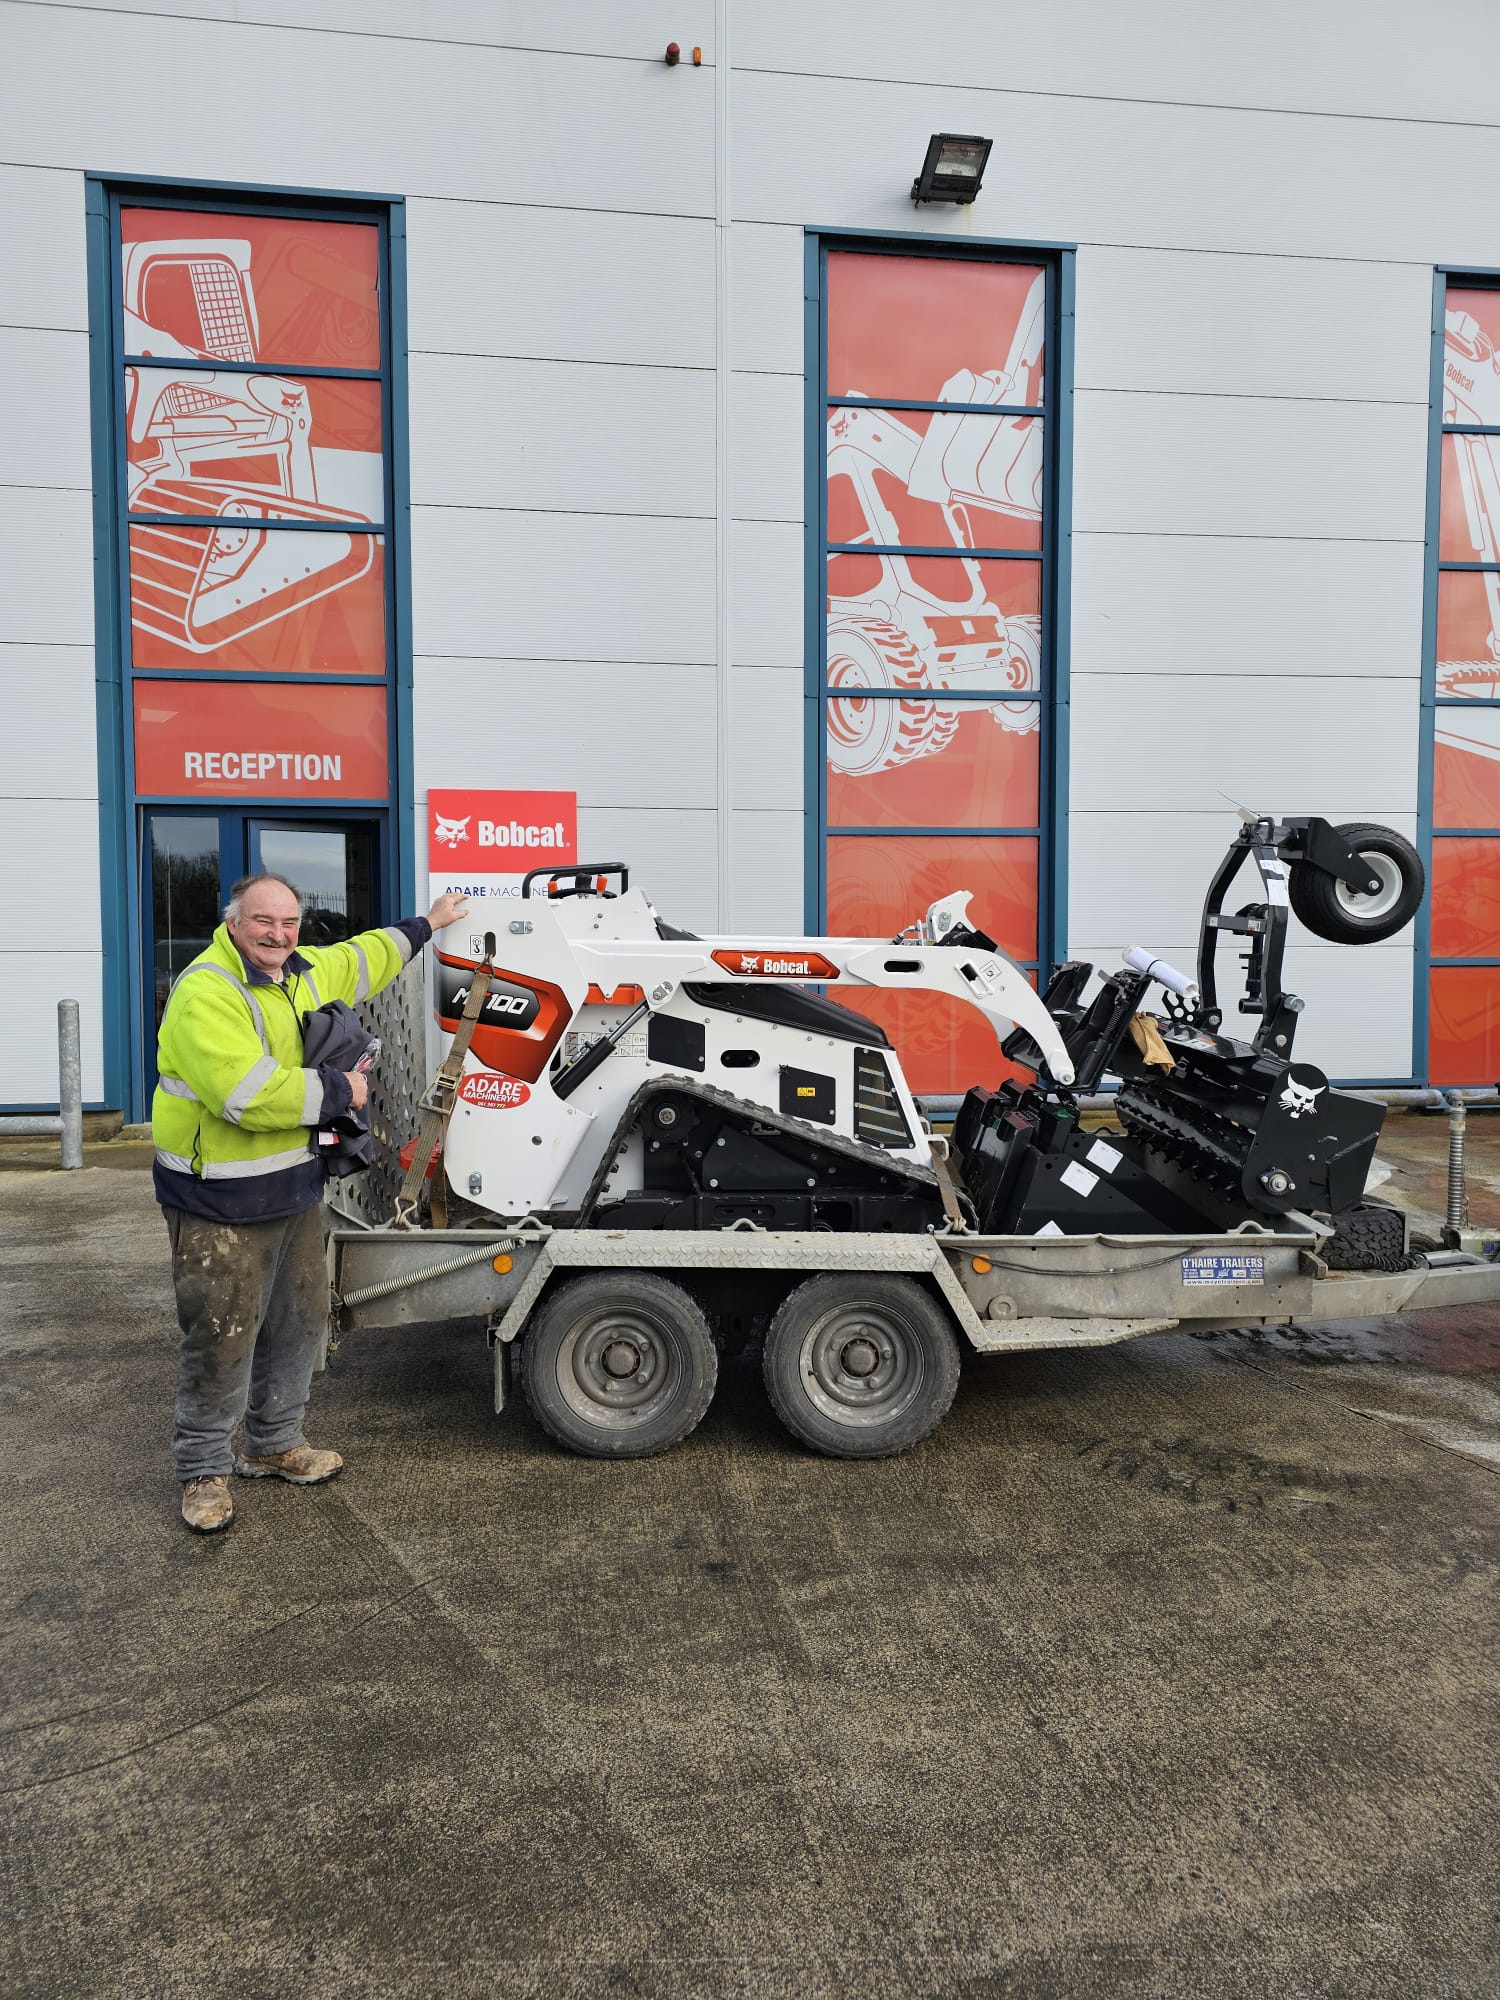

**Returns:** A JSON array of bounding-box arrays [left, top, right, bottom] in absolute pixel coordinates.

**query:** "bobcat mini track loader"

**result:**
[[332, 813, 1500, 1463]]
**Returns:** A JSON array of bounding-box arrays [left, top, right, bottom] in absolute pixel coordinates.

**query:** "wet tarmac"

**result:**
[[2, 1135, 1499, 1998]]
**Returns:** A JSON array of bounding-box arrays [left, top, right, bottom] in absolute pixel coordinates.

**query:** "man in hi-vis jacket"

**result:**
[[154, 871, 470, 1533]]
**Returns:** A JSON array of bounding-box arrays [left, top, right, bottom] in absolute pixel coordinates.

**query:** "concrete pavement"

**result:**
[[2, 1130, 1499, 1998]]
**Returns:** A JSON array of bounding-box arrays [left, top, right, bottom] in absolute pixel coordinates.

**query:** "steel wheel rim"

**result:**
[[556, 1305, 686, 1429], [1333, 850, 1403, 923], [797, 1300, 926, 1428]]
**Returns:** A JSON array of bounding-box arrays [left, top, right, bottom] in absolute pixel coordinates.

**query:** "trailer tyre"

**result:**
[[762, 1274, 961, 1459], [521, 1273, 718, 1459], [1288, 822, 1424, 944]]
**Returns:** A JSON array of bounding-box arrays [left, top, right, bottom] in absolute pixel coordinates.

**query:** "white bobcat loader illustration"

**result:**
[[827, 275, 1045, 777], [122, 234, 373, 654]]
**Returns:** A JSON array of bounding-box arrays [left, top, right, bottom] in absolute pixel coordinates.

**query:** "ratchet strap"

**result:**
[[928, 1135, 969, 1234], [393, 957, 494, 1229]]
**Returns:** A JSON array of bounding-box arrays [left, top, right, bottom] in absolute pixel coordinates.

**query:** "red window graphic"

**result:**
[[1430, 967, 1500, 1087], [120, 209, 387, 699], [827, 255, 1046, 407], [1433, 283, 1500, 1081], [125, 369, 383, 523], [120, 209, 381, 371], [128, 527, 386, 675], [823, 250, 1047, 1094], [826, 836, 1038, 963], [1435, 712, 1500, 825], [1431, 838, 1500, 958], [826, 700, 1039, 829], [133, 679, 388, 799]]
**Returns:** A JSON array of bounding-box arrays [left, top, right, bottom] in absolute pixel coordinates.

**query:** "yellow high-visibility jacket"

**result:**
[[152, 919, 422, 1222]]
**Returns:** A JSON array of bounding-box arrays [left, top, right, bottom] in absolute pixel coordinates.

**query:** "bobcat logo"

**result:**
[[433, 814, 471, 849]]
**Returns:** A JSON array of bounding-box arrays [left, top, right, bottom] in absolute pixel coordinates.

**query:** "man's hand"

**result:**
[[344, 1070, 370, 1111], [427, 891, 471, 930]]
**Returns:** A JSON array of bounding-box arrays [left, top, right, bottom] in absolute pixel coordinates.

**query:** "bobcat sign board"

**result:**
[[427, 789, 578, 952]]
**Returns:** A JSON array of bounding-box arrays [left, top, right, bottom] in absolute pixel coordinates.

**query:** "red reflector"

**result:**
[[584, 983, 646, 1006]]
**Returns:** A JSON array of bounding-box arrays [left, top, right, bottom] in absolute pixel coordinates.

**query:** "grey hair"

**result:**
[[224, 872, 304, 924]]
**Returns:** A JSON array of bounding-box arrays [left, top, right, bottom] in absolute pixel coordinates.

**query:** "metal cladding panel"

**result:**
[[1075, 250, 1434, 405], [0, 953, 105, 1103], [1073, 392, 1428, 543], [1068, 813, 1420, 949], [5, 10, 715, 215], [0, 166, 88, 329], [731, 224, 804, 378], [410, 508, 716, 664], [0, 648, 99, 800], [0, 329, 91, 494], [730, 70, 1500, 263], [87, 1, 720, 56], [407, 201, 714, 368], [0, 488, 93, 648], [730, 668, 802, 810], [1070, 676, 1420, 817], [729, 812, 806, 933], [734, 0, 1468, 124], [1068, 938, 1414, 1082], [409, 355, 715, 517], [731, 373, 803, 524], [732, 520, 802, 669], [0, 799, 101, 939], [575, 808, 719, 933], [413, 661, 717, 808], [1071, 535, 1425, 681]]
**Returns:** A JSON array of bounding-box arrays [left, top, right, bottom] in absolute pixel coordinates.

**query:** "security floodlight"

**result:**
[[911, 132, 992, 205]]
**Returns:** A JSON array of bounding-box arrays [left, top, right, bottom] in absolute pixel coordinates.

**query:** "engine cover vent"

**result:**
[[854, 1049, 913, 1150]]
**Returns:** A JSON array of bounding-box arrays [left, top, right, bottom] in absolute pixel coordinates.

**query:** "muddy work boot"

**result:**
[[181, 1475, 234, 1534], [235, 1444, 343, 1485]]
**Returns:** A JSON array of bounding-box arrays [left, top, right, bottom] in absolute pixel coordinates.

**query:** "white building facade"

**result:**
[[4, 0, 1498, 1118]]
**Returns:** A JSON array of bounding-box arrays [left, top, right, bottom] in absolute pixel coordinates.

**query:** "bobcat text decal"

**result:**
[[710, 949, 839, 979]]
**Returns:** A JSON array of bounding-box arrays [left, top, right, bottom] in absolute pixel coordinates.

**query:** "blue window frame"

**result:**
[[803, 228, 1073, 1096], [85, 175, 414, 1119]]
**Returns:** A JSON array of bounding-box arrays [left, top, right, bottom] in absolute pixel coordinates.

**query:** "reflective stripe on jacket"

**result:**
[[152, 922, 418, 1222]]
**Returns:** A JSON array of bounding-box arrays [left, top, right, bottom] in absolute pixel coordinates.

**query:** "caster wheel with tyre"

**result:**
[[521, 1272, 717, 1459], [762, 1273, 961, 1459], [1289, 822, 1424, 944]]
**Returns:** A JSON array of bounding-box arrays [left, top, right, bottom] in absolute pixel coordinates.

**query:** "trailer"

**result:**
[[330, 1215, 1500, 1459]]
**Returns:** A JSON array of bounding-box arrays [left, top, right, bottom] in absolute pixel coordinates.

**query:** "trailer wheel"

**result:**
[[762, 1274, 960, 1459], [521, 1273, 717, 1459], [1288, 822, 1424, 944]]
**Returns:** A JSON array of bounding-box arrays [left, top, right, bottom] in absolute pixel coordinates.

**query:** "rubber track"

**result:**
[[574, 1072, 965, 1228]]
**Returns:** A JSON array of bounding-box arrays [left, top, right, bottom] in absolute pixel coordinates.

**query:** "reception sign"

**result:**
[[132, 679, 389, 798]]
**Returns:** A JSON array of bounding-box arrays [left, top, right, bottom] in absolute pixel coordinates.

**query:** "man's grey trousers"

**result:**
[[164, 1204, 328, 1482]]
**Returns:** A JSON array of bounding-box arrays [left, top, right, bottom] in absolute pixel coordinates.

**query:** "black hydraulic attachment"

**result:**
[[952, 813, 1425, 1254]]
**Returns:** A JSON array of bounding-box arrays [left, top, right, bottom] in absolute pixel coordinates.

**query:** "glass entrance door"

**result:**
[[141, 811, 384, 1102], [250, 822, 377, 947], [147, 814, 223, 1036]]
